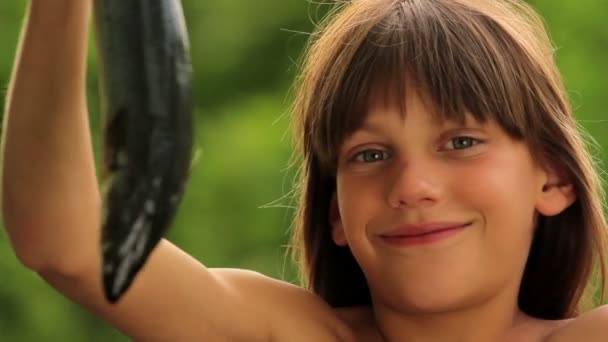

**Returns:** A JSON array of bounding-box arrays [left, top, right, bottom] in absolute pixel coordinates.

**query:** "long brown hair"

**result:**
[[289, 0, 607, 319]]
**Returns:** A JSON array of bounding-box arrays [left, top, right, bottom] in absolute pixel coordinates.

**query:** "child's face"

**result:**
[[330, 88, 552, 313]]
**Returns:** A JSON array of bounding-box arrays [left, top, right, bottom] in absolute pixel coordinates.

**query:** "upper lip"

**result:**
[[380, 222, 471, 237]]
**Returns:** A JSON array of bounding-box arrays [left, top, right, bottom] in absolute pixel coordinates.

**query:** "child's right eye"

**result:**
[[352, 149, 391, 163]]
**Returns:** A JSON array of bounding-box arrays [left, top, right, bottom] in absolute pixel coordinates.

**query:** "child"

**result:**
[[2, 0, 607, 341]]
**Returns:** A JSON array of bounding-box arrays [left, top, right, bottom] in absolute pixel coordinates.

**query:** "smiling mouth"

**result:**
[[379, 223, 471, 247]]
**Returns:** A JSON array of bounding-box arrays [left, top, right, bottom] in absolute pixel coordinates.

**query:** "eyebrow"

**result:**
[[353, 111, 485, 138], [356, 120, 389, 135], [356, 115, 463, 133]]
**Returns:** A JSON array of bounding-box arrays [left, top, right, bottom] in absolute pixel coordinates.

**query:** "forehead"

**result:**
[[355, 79, 479, 134], [355, 91, 490, 141]]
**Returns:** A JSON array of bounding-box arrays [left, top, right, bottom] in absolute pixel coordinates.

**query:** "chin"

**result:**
[[371, 270, 489, 315], [401, 287, 473, 313]]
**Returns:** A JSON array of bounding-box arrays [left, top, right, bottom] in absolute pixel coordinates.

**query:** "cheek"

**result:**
[[455, 153, 538, 257], [335, 174, 385, 243], [336, 176, 371, 224], [454, 150, 538, 212]]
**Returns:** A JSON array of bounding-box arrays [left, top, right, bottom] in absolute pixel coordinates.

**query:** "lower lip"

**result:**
[[380, 224, 469, 247]]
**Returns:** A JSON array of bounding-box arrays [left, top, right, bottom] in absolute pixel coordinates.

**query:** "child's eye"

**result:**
[[443, 136, 481, 150], [352, 149, 391, 163]]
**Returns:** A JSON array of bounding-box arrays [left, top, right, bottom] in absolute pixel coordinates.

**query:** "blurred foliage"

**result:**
[[0, 0, 606, 340]]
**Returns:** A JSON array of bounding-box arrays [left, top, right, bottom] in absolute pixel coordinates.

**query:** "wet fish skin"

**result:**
[[94, 0, 193, 303]]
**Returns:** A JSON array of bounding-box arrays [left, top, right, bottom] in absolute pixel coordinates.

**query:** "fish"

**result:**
[[93, 0, 194, 303]]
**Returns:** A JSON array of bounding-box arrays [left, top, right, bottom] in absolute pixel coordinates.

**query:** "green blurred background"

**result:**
[[0, 0, 606, 340]]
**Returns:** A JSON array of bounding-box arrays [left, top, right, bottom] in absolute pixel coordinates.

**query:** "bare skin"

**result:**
[[2, 1, 607, 341]]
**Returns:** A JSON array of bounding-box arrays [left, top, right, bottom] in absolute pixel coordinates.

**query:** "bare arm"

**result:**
[[0, 1, 345, 340], [1, 1, 338, 340], [2, 0, 98, 274]]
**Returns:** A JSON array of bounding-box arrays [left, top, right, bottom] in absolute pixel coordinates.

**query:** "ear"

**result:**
[[535, 160, 576, 216], [329, 193, 348, 246]]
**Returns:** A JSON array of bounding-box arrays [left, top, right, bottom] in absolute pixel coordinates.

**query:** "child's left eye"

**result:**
[[443, 136, 481, 150]]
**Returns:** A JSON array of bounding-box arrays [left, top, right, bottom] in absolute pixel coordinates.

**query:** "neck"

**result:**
[[372, 285, 530, 342]]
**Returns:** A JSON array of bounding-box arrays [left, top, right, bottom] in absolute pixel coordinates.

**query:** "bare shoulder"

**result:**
[[545, 305, 608, 342], [216, 269, 356, 341]]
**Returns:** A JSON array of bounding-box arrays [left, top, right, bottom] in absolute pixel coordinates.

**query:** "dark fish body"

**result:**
[[94, 0, 193, 303]]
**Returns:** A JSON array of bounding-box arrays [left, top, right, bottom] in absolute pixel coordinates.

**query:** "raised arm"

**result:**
[[2, 0, 98, 274], [1, 1, 340, 341]]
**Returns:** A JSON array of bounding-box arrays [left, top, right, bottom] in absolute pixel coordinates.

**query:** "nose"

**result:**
[[387, 159, 442, 209]]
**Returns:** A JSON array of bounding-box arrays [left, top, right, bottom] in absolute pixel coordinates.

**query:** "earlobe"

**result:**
[[329, 193, 348, 246], [536, 161, 577, 216], [536, 183, 576, 216]]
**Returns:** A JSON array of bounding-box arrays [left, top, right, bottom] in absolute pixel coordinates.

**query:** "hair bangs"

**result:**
[[311, 0, 554, 176]]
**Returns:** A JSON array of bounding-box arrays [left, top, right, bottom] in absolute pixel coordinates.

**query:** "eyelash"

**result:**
[[351, 149, 390, 163], [441, 136, 482, 150], [348, 136, 483, 163]]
